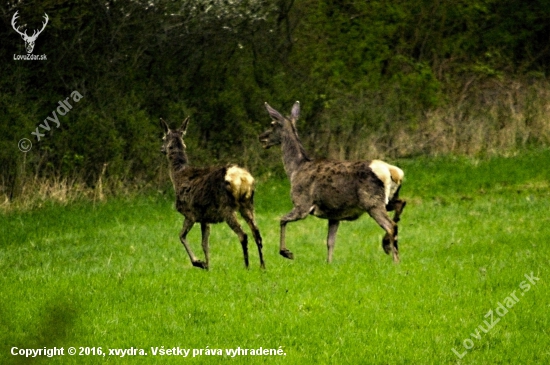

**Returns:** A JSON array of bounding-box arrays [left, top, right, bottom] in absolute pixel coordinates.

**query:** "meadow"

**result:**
[[1, 150, 549, 364]]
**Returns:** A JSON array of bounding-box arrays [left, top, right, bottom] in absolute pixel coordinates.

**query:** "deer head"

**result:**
[[12, 11, 49, 54], [160, 117, 190, 155], [259, 101, 300, 149]]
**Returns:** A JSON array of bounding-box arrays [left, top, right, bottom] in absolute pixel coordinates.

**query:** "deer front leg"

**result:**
[[179, 218, 207, 269], [279, 206, 312, 260], [327, 220, 340, 263], [200, 222, 210, 270]]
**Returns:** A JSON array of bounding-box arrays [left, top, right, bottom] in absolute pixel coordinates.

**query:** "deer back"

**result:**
[[290, 159, 387, 220], [174, 166, 237, 222]]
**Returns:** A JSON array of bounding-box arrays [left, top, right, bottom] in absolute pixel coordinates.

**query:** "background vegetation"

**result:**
[[1, 0, 550, 206]]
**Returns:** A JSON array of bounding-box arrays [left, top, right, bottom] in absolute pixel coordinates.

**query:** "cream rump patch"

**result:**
[[369, 160, 404, 204], [225, 165, 254, 200]]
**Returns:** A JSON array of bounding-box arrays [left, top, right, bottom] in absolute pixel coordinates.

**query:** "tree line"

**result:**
[[1, 0, 549, 201]]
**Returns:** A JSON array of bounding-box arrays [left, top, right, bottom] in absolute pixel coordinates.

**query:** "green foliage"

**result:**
[[1, 0, 550, 197]]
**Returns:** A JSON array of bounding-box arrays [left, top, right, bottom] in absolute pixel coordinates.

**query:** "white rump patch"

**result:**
[[369, 160, 404, 204], [225, 165, 254, 200]]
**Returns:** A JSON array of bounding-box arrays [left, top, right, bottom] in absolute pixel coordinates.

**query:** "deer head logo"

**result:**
[[11, 11, 49, 54]]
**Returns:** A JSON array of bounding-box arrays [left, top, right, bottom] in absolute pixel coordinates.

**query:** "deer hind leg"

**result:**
[[387, 198, 406, 223], [327, 220, 340, 263], [368, 206, 399, 263], [239, 203, 265, 269], [179, 218, 207, 269], [385, 188, 405, 255], [225, 212, 249, 269], [279, 206, 313, 260], [200, 223, 211, 270], [386, 185, 406, 223], [382, 224, 398, 254], [384, 198, 405, 254]]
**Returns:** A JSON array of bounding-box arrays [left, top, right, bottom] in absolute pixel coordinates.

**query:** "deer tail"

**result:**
[[225, 165, 255, 201], [369, 160, 404, 204]]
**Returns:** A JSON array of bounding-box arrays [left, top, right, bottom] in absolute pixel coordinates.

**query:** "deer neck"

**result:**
[[167, 146, 189, 186], [280, 126, 310, 178]]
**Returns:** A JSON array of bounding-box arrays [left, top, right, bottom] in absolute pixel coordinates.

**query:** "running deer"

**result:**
[[160, 117, 264, 269], [259, 101, 406, 263]]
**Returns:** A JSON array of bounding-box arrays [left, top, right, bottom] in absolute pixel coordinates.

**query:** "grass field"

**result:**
[[1, 150, 549, 364]]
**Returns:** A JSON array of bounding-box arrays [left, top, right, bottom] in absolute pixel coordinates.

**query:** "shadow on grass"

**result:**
[[2, 296, 78, 364]]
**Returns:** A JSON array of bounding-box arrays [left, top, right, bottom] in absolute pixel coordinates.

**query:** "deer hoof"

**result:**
[[192, 260, 208, 270], [280, 249, 294, 260], [382, 236, 392, 255]]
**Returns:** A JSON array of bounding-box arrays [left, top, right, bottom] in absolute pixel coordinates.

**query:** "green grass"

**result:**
[[1, 150, 550, 364]]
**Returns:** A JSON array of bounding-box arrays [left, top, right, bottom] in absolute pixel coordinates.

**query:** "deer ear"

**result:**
[[291, 101, 300, 122], [180, 116, 190, 135], [160, 118, 169, 133], [265, 102, 284, 124]]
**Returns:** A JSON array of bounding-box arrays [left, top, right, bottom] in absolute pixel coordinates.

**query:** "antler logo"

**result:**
[[11, 11, 49, 54]]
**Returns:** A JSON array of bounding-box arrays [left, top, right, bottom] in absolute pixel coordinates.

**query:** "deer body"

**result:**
[[161, 117, 264, 269], [173, 166, 247, 223], [260, 102, 406, 263], [289, 160, 389, 221]]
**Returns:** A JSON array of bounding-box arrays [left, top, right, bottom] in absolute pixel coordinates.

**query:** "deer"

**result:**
[[259, 101, 406, 263], [11, 11, 49, 54], [160, 117, 265, 270]]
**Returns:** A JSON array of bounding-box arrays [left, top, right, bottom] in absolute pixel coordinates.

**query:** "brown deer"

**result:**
[[161, 117, 264, 270], [259, 101, 406, 263]]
